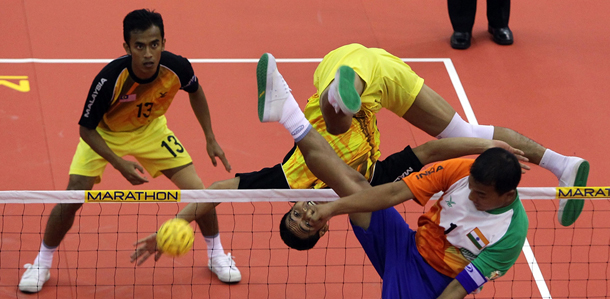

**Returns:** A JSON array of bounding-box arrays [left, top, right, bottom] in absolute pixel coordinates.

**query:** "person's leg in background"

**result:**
[[487, 0, 513, 45], [448, 0, 477, 49]]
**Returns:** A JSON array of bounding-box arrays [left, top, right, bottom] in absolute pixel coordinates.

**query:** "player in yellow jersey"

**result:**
[[256, 44, 586, 250], [19, 9, 240, 293]]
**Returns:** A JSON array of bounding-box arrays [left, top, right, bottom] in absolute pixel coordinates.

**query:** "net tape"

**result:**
[[0, 186, 608, 204]]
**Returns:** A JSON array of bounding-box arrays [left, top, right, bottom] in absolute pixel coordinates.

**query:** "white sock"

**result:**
[[279, 94, 312, 142], [436, 113, 494, 140], [33, 241, 57, 269], [204, 234, 225, 259], [540, 149, 568, 179], [327, 81, 342, 114]]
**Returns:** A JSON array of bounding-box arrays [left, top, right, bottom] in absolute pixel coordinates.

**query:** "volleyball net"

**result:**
[[0, 187, 609, 298]]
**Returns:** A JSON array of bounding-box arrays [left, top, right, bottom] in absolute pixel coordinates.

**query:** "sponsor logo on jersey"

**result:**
[[459, 247, 477, 261], [84, 78, 107, 117], [415, 165, 444, 180], [393, 167, 414, 182], [445, 196, 456, 207], [119, 94, 137, 102], [184, 75, 197, 89], [487, 270, 502, 280]]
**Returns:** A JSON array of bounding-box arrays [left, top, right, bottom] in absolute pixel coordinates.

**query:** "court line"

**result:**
[[0, 56, 552, 298], [444, 59, 552, 299], [0, 58, 448, 64]]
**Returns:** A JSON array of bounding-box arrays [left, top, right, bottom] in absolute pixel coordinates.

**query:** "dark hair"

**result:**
[[123, 9, 164, 44], [470, 147, 521, 195], [279, 211, 320, 250]]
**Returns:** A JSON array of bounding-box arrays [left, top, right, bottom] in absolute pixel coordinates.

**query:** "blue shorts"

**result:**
[[352, 208, 453, 299]]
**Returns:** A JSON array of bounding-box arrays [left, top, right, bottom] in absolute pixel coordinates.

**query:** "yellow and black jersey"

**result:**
[[78, 51, 199, 132]]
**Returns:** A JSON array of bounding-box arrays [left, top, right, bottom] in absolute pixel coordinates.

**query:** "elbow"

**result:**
[[79, 125, 99, 143], [79, 125, 93, 138]]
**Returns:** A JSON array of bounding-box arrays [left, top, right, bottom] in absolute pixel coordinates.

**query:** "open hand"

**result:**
[[130, 233, 161, 266], [489, 140, 530, 173]]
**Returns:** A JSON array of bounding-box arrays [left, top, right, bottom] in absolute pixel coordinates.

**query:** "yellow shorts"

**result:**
[[69, 116, 193, 183]]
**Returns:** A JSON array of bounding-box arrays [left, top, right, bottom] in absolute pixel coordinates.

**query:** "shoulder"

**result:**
[[160, 51, 192, 68], [95, 55, 130, 78]]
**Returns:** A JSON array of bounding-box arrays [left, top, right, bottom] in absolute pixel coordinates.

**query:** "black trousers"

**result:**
[[448, 0, 510, 32]]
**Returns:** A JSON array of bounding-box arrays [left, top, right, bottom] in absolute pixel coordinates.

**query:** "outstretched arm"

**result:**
[[414, 137, 529, 172], [306, 180, 414, 230], [189, 85, 231, 172], [130, 201, 219, 266]]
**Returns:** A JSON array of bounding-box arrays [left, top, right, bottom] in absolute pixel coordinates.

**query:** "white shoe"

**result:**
[[257, 53, 292, 122], [327, 65, 361, 115], [19, 263, 50, 293], [557, 157, 589, 226], [208, 253, 241, 283]]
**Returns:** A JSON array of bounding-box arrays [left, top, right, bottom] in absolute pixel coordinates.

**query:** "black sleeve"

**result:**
[[77, 56, 128, 129], [78, 74, 114, 129], [161, 51, 200, 93], [370, 145, 424, 186]]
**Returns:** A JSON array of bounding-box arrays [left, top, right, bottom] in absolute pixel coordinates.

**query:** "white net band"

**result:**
[[0, 187, 608, 204]]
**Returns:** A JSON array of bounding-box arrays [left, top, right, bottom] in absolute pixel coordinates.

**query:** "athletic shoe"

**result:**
[[557, 157, 590, 226], [208, 253, 241, 283], [257, 53, 291, 122], [18, 263, 50, 293], [327, 65, 361, 115]]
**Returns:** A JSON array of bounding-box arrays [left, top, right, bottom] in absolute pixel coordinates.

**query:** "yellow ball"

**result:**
[[156, 218, 194, 257]]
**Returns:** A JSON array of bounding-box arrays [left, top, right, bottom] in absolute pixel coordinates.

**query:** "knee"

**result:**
[[51, 203, 83, 217], [208, 178, 239, 190], [67, 175, 96, 190]]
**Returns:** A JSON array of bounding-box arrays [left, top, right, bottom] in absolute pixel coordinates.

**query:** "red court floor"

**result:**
[[1, 1, 609, 298]]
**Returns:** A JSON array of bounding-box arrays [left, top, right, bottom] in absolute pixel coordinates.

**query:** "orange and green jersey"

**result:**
[[78, 51, 199, 131], [283, 43, 424, 189], [402, 158, 528, 280]]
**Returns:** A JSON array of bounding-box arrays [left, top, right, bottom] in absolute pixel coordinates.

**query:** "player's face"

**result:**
[[468, 176, 515, 211], [286, 201, 328, 239], [123, 25, 165, 80]]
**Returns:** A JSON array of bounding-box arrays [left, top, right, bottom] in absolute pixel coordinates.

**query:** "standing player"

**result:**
[[19, 9, 240, 293]]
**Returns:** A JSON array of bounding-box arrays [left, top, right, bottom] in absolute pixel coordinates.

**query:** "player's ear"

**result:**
[[318, 223, 330, 237], [161, 38, 166, 51], [123, 43, 131, 55]]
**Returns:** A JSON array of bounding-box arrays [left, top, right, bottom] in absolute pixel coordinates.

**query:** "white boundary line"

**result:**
[[0, 58, 447, 64], [443, 59, 551, 299], [0, 56, 552, 298]]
